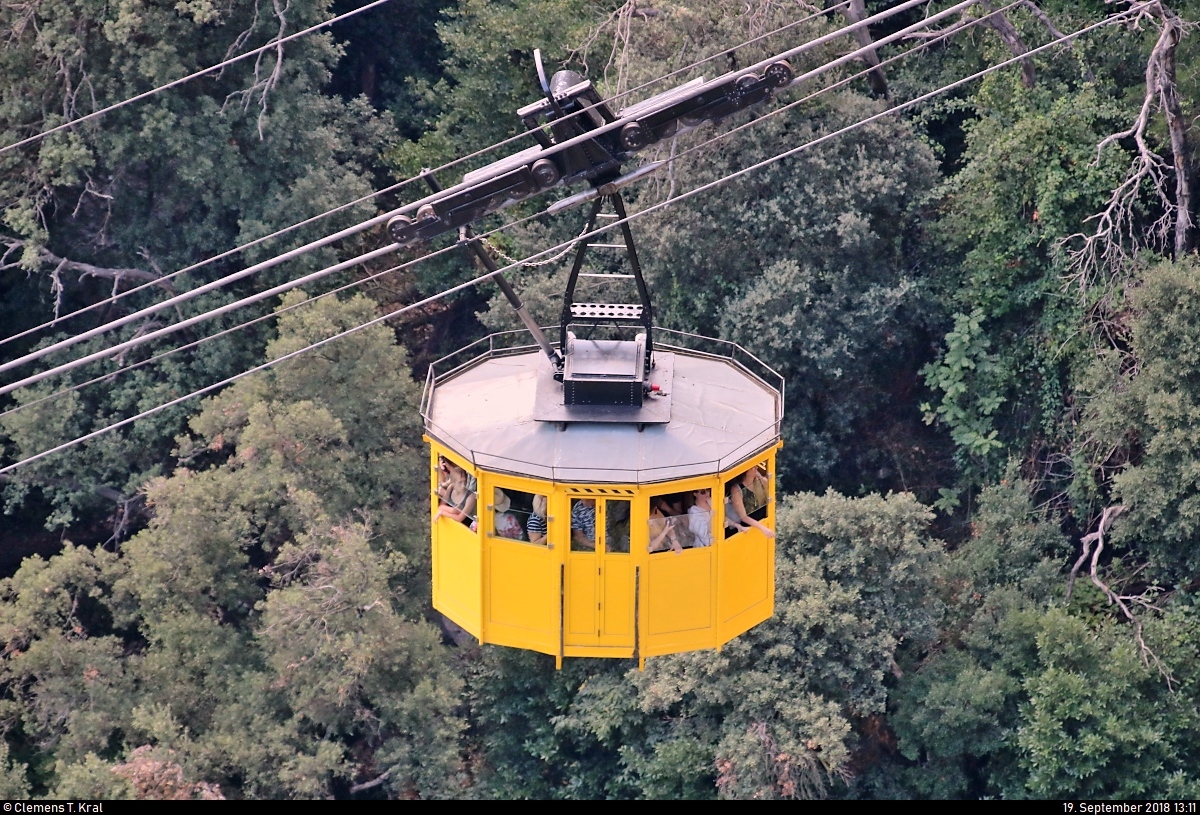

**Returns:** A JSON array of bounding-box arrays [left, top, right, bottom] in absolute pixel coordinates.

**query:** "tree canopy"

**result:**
[[1, 0, 1199, 800]]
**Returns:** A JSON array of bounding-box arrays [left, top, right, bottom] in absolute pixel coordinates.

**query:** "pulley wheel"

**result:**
[[387, 214, 415, 244], [531, 158, 561, 188], [764, 60, 793, 88], [620, 121, 650, 152]]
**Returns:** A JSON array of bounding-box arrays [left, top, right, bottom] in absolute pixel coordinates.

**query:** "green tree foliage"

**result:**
[[0, 0, 398, 537], [920, 76, 1130, 483], [0, 294, 463, 798], [889, 477, 1200, 799], [326, 0, 452, 139], [1078, 258, 1200, 582], [389, 0, 599, 178]]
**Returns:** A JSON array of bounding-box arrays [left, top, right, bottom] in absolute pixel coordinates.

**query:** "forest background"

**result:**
[[0, 0, 1198, 799]]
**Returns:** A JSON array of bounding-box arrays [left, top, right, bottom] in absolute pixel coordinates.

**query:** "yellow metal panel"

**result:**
[[485, 539, 557, 653], [432, 516, 482, 639], [714, 451, 777, 645], [429, 443, 482, 639], [565, 556, 598, 641], [564, 498, 636, 650], [425, 442, 780, 664], [563, 645, 635, 658], [716, 530, 773, 641], [599, 558, 634, 645], [477, 470, 562, 655], [644, 548, 713, 635], [718, 531, 769, 620]]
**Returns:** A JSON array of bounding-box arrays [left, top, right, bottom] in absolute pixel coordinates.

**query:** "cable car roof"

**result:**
[[423, 333, 783, 484]]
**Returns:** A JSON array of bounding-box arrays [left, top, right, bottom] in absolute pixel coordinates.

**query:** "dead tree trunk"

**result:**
[[980, 1, 1036, 88], [842, 0, 890, 98], [1155, 13, 1195, 256]]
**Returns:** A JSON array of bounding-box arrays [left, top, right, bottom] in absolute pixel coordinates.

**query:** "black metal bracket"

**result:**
[[558, 192, 654, 378]]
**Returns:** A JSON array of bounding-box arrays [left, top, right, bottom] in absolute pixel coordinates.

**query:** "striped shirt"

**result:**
[[571, 501, 596, 541], [526, 512, 547, 539]]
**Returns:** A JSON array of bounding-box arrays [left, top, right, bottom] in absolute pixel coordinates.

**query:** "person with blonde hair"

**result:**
[[526, 494, 548, 545]]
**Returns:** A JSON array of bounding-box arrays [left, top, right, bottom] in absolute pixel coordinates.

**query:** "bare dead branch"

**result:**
[[1064, 2, 1195, 294], [0, 473, 142, 547], [603, 1, 639, 99], [349, 770, 390, 794], [1067, 503, 1126, 600], [49, 255, 67, 319], [104, 494, 144, 548], [1, 239, 175, 296], [1067, 504, 1175, 689], [223, 0, 289, 139], [219, 0, 264, 71]]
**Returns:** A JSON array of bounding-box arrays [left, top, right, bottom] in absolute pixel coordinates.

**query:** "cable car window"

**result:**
[[724, 462, 772, 539], [605, 499, 631, 554], [490, 487, 547, 546], [435, 457, 477, 528], [648, 491, 697, 554], [687, 487, 715, 549], [571, 497, 597, 551]]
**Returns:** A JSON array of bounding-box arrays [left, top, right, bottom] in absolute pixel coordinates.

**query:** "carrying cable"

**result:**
[[0, 0, 1061, 402], [0, 7, 1136, 476], [0, 0, 855, 353], [2, 1, 1022, 424], [0, 0, 959, 392]]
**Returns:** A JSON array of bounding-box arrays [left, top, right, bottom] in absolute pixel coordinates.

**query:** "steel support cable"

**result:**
[[0, 9, 1134, 477], [0, 0, 854, 354], [0, 0, 399, 156], [0, 6, 1001, 423], [0, 0, 965, 397], [0, 0, 934, 372]]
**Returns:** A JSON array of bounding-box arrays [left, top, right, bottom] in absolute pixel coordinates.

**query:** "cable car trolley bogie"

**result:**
[[385, 47, 793, 248]]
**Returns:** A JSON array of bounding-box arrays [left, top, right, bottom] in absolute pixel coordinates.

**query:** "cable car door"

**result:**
[[565, 496, 634, 651]]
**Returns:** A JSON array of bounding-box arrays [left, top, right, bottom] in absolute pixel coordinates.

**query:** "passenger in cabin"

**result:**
[[723, 480, 751, 537], [434, 460, 477, 527], [571, 497, 597, 550], [493, 488, 526, 540], [436, 456, 453, 503], [648, 500, 683, 554], [526, 494, 548, 545], [656, 493, 685, 517], [688, 487, 714, 547], [725, 465, 774, 538]]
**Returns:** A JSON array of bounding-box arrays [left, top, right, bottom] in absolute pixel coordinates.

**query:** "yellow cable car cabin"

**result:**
[[423, 333, 782, 666], [420, 192, 783, 666]]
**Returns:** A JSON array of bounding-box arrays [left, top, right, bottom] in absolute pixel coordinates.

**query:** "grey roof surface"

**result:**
[[425, 348, 782, 484]]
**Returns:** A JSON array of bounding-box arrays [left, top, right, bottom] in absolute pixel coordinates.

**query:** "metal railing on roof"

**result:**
[[422, 326, 784, 419], [420, 326, 785, 482]]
